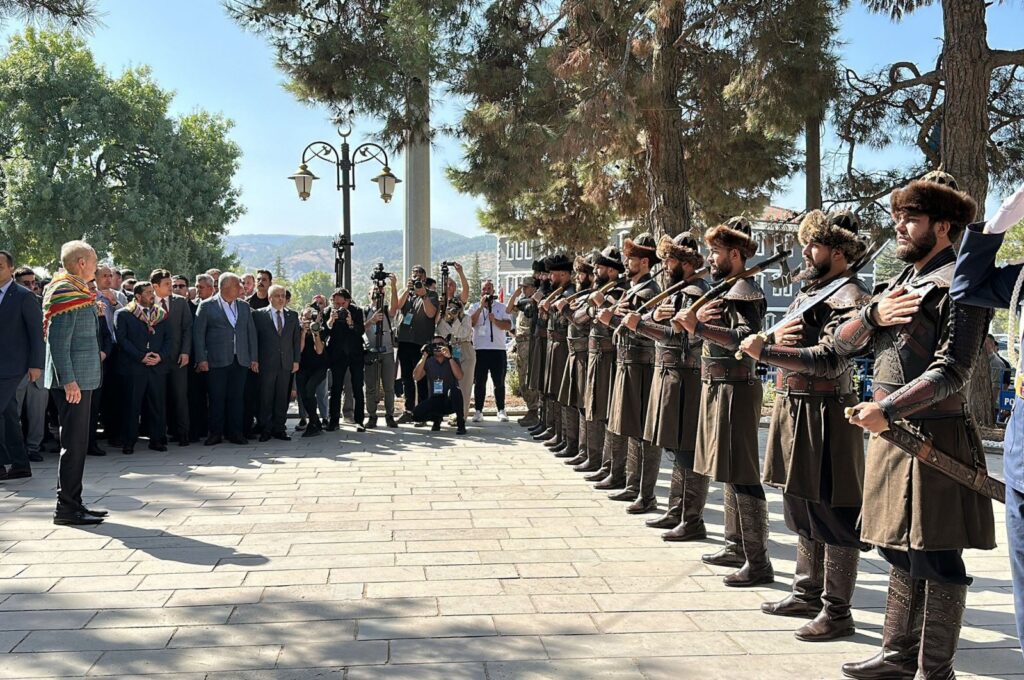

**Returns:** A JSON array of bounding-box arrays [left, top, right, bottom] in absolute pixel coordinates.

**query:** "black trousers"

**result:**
[[879, 547, 971, 586], [474, 349, 507, 411], [188, 364, 209, 441], [0, 377, 30, 471], [329, 353, 365, 424], [53, 387, 92, 515], [242, 368, 260, 436], [412, 387, 465, 425], [121, 370, 168, 447], [397, 342, 427, 410], [166, 363, 189, 441], [296, 365, 328, 429], [259, 367, 292, 435], [208, 362, 248, 438], [99, 349, 121, 442]]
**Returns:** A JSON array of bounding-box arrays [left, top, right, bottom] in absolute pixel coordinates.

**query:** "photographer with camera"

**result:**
[[325, 288, 366, 433], [468, 279, 512, 423], [364, 266, 398, 429], [411, 336, 466, 434], [391, 265, 439, 421], [436, 296, 474, 423], [295, 306, 328, 437]]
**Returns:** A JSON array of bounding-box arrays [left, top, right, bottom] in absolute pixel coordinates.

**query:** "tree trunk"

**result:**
[[804, 115, 822, 211], [941, 0, 993, 425], [641, 10, 690, 238]]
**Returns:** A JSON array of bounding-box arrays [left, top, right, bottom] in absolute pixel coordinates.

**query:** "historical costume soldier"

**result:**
[[558, 254, 597, 468], [528, 260, 553, 438], [834, 171, 994, 679], [538, 254, 577, 455], [596, 233, 661, 513], [621, 234, 711, 539], [738, 210, 871, 641], [579, 247, 626, 481], [510, 274, 541, 428], [950, 180, 1024, 658], [676, 217, 772, 587]]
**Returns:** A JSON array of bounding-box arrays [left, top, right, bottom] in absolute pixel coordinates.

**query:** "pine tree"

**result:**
[[469, 253, 483, 301]]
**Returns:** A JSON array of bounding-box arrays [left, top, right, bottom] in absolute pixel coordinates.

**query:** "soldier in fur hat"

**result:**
[[527, 259, 553, 438], [509, 271, 542, 428], [595, 233, 662, 513], [834, 171, 994, 679], [556, 254, 598, 468], [676, 216, 774, 587], [578, 246, 627, 482], [739, 209, 872, 642], [622, 233, 712, 538], [537, 254, 577, 455]]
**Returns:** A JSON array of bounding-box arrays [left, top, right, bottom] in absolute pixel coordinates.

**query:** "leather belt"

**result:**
[[568, 337, 589, 353], [548, 331, 567, 342], [537, 328, 548, 339], [701, 357, 754, 383], [617, 345, 654, 364], [776, 373, 850, 397], [654, 349, 695, 369], [588, 338, 614, 352], [873, 386, 966, 418]]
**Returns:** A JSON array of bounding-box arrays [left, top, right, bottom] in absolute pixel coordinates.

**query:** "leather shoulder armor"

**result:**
[[723, 276, 764, 302], [908, 261, 954, 291], [681, 278, 711, 299], [826, 277, 872, 310]]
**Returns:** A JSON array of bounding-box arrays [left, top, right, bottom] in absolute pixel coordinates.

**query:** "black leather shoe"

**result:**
[[386, 415, 399, 428], [5, 468, 31, 480], [228, 436, 249, 445], [301, 427, 322, 438], [431, 421, 442, 431], [295, 418, 307, 431], [457, 425, 467, 435], [0, 467, 7, 481], [122, 446, 134, 455], [148, 443, 168, 452], [355, 424, 366, 433], [177, 438, 190, 447], [82, 507, 108, 518], [54, 511, 104, 526], [28, 452, 44, 462], [259, 433, 272, 443], [204, 435, 223, 446], [87, 445, 107, 456], [325, 421, 338, 432], [365, 418, 377, 429], [273, 432, 291, 441]]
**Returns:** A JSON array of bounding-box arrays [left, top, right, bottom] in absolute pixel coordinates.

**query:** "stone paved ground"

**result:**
[[0, 422, 1020, 679]]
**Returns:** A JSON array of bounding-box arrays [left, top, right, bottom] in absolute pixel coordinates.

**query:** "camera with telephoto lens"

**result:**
[[422, 341, 447, 355], [370, 263, 390, 287]]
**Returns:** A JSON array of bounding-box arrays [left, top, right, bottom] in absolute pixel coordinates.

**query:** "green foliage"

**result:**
[[0, 29, 243, 274], [469, 252, 482, 300], [0, 0, 96, 30], [289, 270, 335, 308]]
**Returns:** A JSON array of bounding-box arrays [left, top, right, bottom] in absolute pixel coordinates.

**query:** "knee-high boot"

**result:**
[[566, 410, 589, 466], [702, 485, 745, 567], [914, 580, 967, 680], [608, 437, 641, 501], [762, 537, 824, 618], [593, 430, 626, 489], [647, 454, 685, 528], [543, 403, 565, 450], [661, 469, 710, 541], [723, 491, 774, 587], [627, 442, 661, 514], [577, 419, 605, 473], [841, 566, 924, 680], [583, 421, 611, 480], [555, 404, 579, 458], [796, 545, 859, 641]]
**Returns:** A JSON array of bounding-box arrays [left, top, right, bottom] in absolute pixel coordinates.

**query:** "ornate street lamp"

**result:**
[[289, 125, 400, 289]]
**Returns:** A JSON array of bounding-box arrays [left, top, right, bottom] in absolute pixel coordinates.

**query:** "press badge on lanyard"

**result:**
[[432, 379, 445, 396], [452, 345, 462, 361], [403, 312, 414, 326]]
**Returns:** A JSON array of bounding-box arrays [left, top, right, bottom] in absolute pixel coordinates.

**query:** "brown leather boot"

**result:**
[[628, 440, 661, 514], [594, 431, 626, 489], [762, 536, 824, 619], [796, 545, 859, 641], [663, 469, 709, 541], [723, 491, 774, 587], [611, 437, 642, 500], [518, 410, 540, 427], [701, 485, 745, 567], [647, 458, 684, 529], [913, 580, 967, 679], [841, 566, 923, 680]]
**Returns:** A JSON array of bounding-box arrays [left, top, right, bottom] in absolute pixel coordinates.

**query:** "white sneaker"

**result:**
[[497, 410, 509, 422], [472, 411, 483, 423]]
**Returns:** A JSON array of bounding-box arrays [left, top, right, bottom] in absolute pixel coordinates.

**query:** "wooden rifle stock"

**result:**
[[636, 266, 710, 313]]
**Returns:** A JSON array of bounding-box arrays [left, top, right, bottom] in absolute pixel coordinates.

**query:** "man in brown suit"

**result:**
[[740, 210, 871, 641], [834, 172, 995, 680], [597, 233, 661, 513], [622, 234, 710, 538], [676, 217, 772, 587]]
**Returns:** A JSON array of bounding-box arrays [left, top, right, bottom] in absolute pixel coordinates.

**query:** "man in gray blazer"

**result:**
[[253, 285, 301, 441], [193, 273, 258, 446], [151, 269, 193, 446]]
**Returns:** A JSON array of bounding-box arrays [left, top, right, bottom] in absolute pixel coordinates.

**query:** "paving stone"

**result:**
[[390, 635, 548, 664], [87, 645, 283, 675], [0, 650, 102, 678], [14, 626, 176, 652], [356, 615, 497, 640]]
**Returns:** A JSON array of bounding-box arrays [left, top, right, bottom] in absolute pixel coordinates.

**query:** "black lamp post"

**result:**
[[289, 126, 400, 290]]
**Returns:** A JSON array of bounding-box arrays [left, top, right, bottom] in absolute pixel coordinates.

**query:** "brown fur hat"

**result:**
[[621, 232, 660, 265], [574, 252, 596, 274], [798, 209, 867, 261], [594, 246, 625, 272], [890, 171, 977, 238], [656, 233, 704, 268], [704, 216, 757, 259]]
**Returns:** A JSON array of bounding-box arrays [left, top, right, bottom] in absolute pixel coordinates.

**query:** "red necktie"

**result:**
[[161, 298, 169, 313]]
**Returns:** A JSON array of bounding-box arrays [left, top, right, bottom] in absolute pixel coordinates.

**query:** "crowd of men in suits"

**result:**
[[510, 171, 1024, 678]]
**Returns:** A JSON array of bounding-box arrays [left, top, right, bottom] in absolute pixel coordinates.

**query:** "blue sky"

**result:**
[[4, 0, 1022, 236]]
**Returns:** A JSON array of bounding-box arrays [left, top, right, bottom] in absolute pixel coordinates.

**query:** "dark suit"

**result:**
[[193, 295, 258, 439], [158, 295, 193, 442], [88, 313, 114, 452], [115, 308, 171, 448], [187, 298, 209, 440], [253, 306, 301, 435], [0, 280, 44, 473], [326, 305, 366, 425]]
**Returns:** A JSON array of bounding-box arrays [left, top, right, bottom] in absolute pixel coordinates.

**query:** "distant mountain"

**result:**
[[225, 229, 497, 297]]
